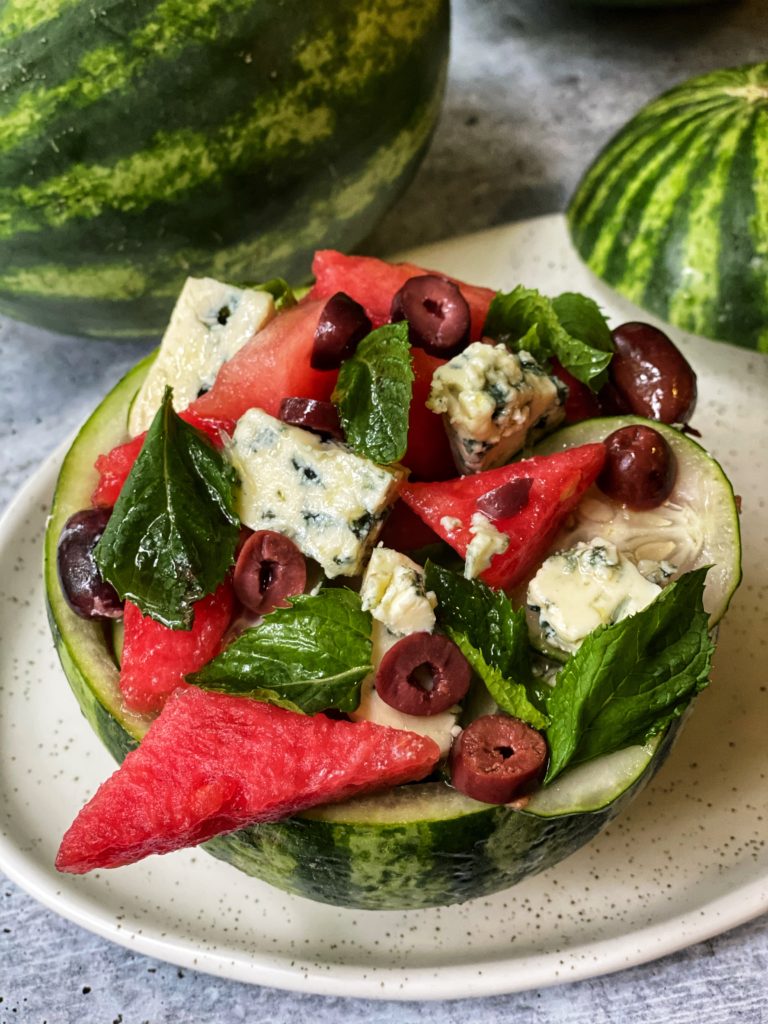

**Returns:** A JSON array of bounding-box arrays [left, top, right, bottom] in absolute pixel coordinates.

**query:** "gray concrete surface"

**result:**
[[2, 1, 768, 1020]]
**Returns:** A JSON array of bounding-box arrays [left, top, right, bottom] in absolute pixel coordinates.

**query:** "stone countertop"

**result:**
[[2, 1, 767, 1020]]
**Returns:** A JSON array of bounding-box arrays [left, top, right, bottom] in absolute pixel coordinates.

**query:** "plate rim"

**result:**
[[1, 213, 767, 1000]]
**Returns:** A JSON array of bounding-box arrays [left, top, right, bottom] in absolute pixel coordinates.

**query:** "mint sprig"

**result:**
[[424, 561, 547, 729], [544, 567, 714, 782], [187, 588, 373, 714], [483, 286, 613, 390], [332, 322, 414, 464], [94, 388, 239, 629]]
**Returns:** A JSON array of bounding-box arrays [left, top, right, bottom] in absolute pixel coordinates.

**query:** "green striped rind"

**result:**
[[43, 358, 156, 757], [45, 364, 682, 910], [568, 63, 768, 351], [0, 0, 448, 340], [203, 733, 676, 910]]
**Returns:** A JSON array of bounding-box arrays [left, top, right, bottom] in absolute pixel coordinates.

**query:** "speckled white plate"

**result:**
[[1, 215, 767, 1000]]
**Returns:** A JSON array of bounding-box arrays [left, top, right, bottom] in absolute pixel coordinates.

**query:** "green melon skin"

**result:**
[[0, 1, 448, 341], [568, 63, 768, 352], [45, 363, 685, 910]]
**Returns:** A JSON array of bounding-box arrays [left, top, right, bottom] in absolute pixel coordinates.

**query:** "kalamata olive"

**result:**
[[279, 397, 344, 440], [390, 275, 470, 358], [375, 632, 471, 716], [476, 477, 533, 520], [311, 292, 371, 370], [598, 424, 677, 510], [233, 530, 307, 615], [608, 322, 697, 425], [449, 715, 547, 804], [57, 508, 123, 620]]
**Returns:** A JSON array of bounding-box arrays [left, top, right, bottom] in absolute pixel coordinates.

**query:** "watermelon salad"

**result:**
[[48, 252, 742, 908]]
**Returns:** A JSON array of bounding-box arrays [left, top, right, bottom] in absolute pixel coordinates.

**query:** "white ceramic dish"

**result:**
[[1, 215, 767, 1000]]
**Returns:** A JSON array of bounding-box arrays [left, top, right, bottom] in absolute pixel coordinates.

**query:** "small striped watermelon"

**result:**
[[568, 63, 768, 352], [0, 1, 448, 340]]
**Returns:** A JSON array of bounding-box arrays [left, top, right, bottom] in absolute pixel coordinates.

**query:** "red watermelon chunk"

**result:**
[[189, 300, 335, 422], [119, 582, 234, 714], [55, 688, 441, 873], [308, 250, 496, 341], [404, 348, 457, 481], [401, 443, 606, 590], [92, 411, 235, 508]]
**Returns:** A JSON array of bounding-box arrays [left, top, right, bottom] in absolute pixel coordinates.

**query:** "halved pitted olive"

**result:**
[[375, 632, 471, 716]]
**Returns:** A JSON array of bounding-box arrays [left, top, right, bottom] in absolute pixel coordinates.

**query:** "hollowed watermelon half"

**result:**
[[45, 360, 727, 910]]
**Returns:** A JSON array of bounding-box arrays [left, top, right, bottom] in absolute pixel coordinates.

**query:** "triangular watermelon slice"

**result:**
[[189, 300, 334, 422], [400, 443, 606, 590], [308, 250, 496, 341], [56, 688, 440, 874]]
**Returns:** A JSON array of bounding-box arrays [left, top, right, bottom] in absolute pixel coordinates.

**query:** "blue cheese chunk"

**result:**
[[526, 537, 662, 659], [360, 547, 437, 636], [228, 409, 404, 578], [427, 342, 567, 474], [128, 277, 275, 434], [464, 511, 509, 579]]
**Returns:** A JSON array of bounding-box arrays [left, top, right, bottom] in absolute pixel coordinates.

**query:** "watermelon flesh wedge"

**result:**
[[401, 443, 606, 590], [308, 250, 496, 341], [55, 688, 441, 874], [119, 582, 234, 714], [189, 300, 335, 423]]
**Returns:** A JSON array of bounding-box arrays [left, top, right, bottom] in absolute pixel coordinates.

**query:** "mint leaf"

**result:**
[[332, 323, 414, 464], [551, 293, 613, 354], [188, 588, 373, 714], [94, 388, 239, 629], [544, 568, 714, 782], [484, 286, 613, 390], [424, 561, 547, 729], [452, 634, 549, 730]]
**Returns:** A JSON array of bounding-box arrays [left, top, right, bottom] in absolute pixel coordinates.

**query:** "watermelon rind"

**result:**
[[45, 366, 701, 910], [0, 1, 449, 341], [567, 63, 768, 351], [533, 417, 742, 628]]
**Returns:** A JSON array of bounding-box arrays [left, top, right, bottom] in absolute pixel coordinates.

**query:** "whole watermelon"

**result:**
[[0, 0, 448, 340], [568, 63, 768, 352]]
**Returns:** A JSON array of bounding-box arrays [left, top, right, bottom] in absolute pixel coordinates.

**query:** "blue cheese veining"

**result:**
[[128, 277, 275, 434], [360, 546, 437, 635], [228, 409, 404, 578], [526, 537, 663, 659], [427, 342, 567, 474], [464, 512, 509, 579]]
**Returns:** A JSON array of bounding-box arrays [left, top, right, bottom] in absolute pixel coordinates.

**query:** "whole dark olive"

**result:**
[[375, 632, 471, 716], [608, 322, 697, 425], [598, 424, 677, 510], [233, 530, 307, 615], [311, 291, 371, 370], [279, 397, 344, 441], [449, 715, 548, 804], [390, 275, 470, 358], [57, 508, 123, 620]]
